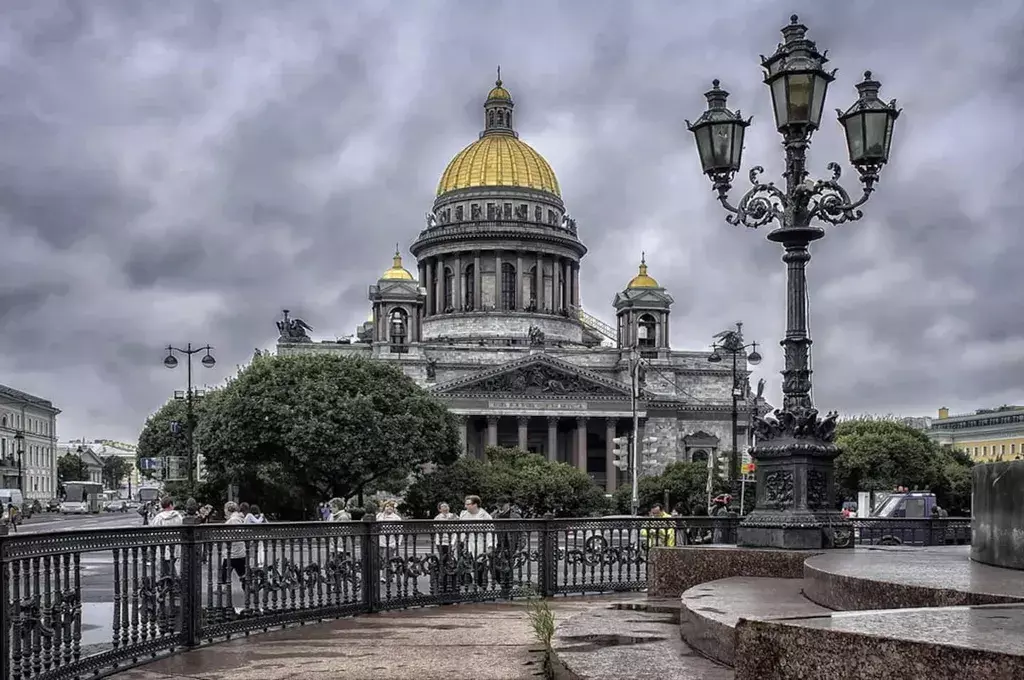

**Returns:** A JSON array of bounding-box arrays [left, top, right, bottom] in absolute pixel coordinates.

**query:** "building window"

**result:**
[[389, 309, 409, 353], [501, 263, 516, 311], [443, 267, 454, 312], [464, 264, 475, 310], [503, 203, 512, 219], [637, 314, 657, 348]]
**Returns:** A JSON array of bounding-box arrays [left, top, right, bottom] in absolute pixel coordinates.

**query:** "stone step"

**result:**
[[552, 605, 734, 680], [735, 603, 1024, 680], [803, 545, 1024, 611], [680, 576, 829, 667]]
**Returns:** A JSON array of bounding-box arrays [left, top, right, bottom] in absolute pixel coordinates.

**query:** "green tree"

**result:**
[[57, 454, 89, 496], [612, 461, 727, 515], [136, 397, 192, 479], [195, 353, 460, 519], [834, 417, 973, 513], [101, 455, 133, 490], [403, 446, 610, 519]]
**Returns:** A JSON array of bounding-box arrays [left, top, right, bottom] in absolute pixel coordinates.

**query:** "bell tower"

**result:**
[[613, 254, 674, 352]]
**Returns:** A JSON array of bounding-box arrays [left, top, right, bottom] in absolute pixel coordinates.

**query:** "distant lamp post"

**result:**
[[163, 343, 216, 487], [685, 16, 900, 550], [13, 431, 24, 493], [707, 322, 761, 481]]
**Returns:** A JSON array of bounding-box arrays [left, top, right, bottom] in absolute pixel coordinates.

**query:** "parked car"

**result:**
[[45, 498, 62, 512], [104, 499, 129, 513]]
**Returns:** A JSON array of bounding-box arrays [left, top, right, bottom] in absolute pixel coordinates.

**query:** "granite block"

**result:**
[[803, 546, 1024, 610], [734, 604, 1024, 680], [648, 545, 814, 598], [679, 577, 829, 666], [973, 460, 1024, 570]]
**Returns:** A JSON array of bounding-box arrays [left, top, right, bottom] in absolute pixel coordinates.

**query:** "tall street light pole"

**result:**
[[163, 343, 216, 488], [707, 322, 761, 481], [686, 16, 900, 550], [13, 431, 24, 493]]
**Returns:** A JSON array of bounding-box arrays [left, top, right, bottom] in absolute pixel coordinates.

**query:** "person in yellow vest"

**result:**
[[640, 503, 675, 547]]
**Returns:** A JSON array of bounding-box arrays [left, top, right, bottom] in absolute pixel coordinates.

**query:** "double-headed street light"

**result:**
[[686, 16, 900, 550], [708, 322, 761, 481], [163, 344, 216, 487]]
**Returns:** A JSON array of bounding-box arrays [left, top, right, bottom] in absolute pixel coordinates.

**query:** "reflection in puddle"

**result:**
[[556, 633, 666, 653]]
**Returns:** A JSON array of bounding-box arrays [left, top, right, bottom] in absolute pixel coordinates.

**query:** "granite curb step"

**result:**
[[679, 576, 830, 667], [551, 605, 733, 680]]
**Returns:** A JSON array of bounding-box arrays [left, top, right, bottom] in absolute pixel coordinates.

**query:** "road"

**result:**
[[10, 509, 140, 534]]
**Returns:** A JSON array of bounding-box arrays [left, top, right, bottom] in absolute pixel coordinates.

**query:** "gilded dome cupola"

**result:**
[[436, 69, 561, 198]]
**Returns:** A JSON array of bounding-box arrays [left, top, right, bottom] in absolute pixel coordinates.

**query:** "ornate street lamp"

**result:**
[[686, 16, 900, 550], [13, 430, 24, 493], [707, 322, 761, 481], [164, 344, 216, 487]]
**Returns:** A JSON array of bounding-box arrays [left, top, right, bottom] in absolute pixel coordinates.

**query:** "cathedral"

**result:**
[[276, 75, 762, 492]]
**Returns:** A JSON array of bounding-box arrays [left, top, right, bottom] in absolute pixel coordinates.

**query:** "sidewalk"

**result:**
[[112, 599, 613, 680]]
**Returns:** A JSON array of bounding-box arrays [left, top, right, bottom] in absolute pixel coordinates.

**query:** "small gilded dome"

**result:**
[[627, 255, 659, 289], [381, 248, 414, 281], [437, 135, 560, 197]]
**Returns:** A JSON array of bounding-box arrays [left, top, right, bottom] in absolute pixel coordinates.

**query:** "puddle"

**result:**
[[697, 607, 727, 615], [556, 634, 665, 653]]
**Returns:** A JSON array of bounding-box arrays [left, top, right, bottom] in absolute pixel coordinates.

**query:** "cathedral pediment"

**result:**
[[431, 353, 634, 399]]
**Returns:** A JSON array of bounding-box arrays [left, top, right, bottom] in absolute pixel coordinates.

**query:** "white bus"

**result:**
[[61, 481, 104, 514]]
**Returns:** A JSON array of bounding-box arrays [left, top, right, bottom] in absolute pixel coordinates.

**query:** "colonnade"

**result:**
[[419, 251, 580, 315]]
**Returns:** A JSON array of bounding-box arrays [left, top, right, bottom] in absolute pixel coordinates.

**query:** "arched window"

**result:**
[[691, 449, 709, 464], [637, 314, 657, 348], [443, 267, 454, 312], [389, 308, 409, 353], [488, 111, 495, 127], [464, 264, 475, 311], [501, 263, 516, 311]]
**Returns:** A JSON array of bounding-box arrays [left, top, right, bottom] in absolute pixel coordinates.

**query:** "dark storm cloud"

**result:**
[[0, 0, 1020, 441]]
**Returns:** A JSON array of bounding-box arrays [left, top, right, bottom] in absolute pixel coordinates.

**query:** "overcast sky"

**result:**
[[1, 0, 1021, 443]]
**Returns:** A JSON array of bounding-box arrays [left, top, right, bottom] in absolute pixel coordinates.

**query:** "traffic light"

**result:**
[[612, 436, 630, 470], [196, 453, 207, 482], [712, 452, 730, 481], [640, 437, 660, 471]]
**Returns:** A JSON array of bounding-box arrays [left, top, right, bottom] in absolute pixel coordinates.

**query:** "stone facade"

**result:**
[[277, 77, 766, 493], [0, 383, 60, 501]]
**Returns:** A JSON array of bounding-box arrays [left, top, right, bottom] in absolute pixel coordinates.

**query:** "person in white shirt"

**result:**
[[433, 502, 458, 593], [458, 495, 493, 587], [149, 496, 182, 574], [327, 498, 351, 522], [221, 502, 248, 584], [376, 501, 404, 585], [245, 504, 268, 567]]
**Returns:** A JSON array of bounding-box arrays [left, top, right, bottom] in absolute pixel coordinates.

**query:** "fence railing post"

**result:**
[[361, 515, 380, 613], [0, 523, 9, 680], [180, 513, 202, 648], [538, 516, 555, 597]]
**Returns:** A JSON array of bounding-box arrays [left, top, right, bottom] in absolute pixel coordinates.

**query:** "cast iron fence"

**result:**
[[849, 516, 972, 547], [0, 514, 971, 679]]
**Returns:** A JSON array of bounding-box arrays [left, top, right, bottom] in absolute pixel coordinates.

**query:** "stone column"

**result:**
[[486, 415, 499, 448], [605, 418, 618, 493], [458, 416, 469, 457], [435, 258, 444, 313], [573, 263, 581, 307], [576, 417, 589, 473], [663, 313, 670, 348], [454, 254, 463, 311], [562, 260, 571, 311], [517, 416, 529, 452], [473, 252, 482, 310], [535, 252, 543, 308], [424, 259, 434, 316], [547, 417, 558, 462], [516, 252, 524, 311], [495, 250, 503, 310]]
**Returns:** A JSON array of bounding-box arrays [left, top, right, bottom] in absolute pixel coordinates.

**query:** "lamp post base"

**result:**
[[740, 407, 855, 550], [738, 508, 853, 550]]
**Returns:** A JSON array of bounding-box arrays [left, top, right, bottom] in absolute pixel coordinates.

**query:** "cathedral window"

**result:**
[[389, 309, 409, 353], [637, 314, 657, 348], [464, 264, 475, 311], [503, 203, 512, 219], [534, 206, 542, 222], [488, 111, 495, 127], [455, 205, 464, 221], [501, 263, 516, 311], [443, 267, 454, 312], [487, 203, 496, 220]]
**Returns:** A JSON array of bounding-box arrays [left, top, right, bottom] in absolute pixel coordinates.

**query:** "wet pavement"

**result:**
[[110, 599, 620, 680]]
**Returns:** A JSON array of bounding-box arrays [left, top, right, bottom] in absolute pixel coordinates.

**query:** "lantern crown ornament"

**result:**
[[760, 15, 836, 133]]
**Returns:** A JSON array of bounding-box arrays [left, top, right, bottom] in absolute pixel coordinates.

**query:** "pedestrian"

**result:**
[[138, 501, 151, 525], [220, 501, 248, 585], [433, 502, 458, 593], [320, 502, 331, 521], [640, 503, 676, 547], [376, 500, 404, 586], [149, 496, 182, 575], [3, 503, 17, 532], [492, 497, 524, 597], [246, 504, 268, 567], [327, 498, 351, 522], [459, 495, 493, 587]]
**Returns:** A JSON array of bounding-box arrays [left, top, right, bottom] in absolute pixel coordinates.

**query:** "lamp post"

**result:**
[[163, 344, 216, 488], [13, 431, 24, 493], [707, 322, 761, 481], [686, 16, 900, 550]]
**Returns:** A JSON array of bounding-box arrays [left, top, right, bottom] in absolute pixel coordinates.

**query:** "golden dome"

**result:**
[[436, 71, 560, 198], [381, 248, 414, 281], [627, 254, 659, 289]]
